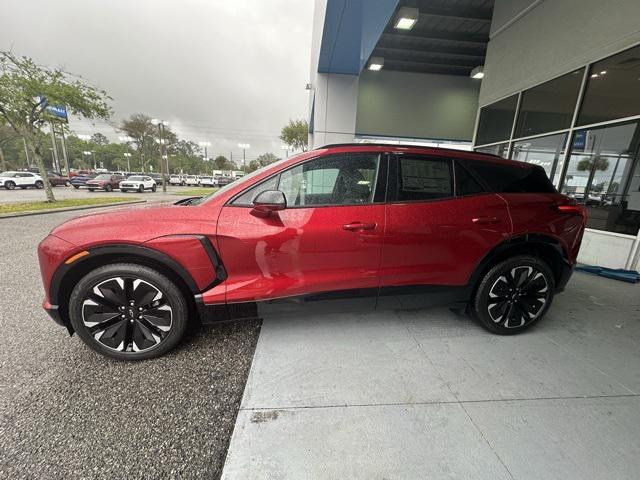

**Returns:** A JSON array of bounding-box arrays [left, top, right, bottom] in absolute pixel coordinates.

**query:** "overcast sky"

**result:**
[[1, 0, 314, 162]]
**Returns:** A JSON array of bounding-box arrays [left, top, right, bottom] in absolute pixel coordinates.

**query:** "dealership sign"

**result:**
[[36, 96, 68, 123]]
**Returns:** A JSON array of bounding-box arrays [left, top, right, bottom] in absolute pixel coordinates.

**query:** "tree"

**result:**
[[119, 114, 157, 172], [91, 132, 109, 146], [577, 155, 609, 172], [213, 155, 236, 170], [0, 124, 18, 171], [280, 119, 308, 152], [0, 51, 111, 201]]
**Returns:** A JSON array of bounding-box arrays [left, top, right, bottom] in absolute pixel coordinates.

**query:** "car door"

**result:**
[[378, 155, 512, 309], [215, 152, 387, 314], [16, 173, 32, 186]]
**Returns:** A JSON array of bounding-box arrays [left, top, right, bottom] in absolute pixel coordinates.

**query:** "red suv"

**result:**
[[38, 144, 586, 360], [85, 173, 125, 192]]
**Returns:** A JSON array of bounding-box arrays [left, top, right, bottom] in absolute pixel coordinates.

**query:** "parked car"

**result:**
[[199, 176, 214, 187], [38, 144, 587, 360], [120, 175, 157, 193], [216, 176, 234, 186], [0, 171, 44, 190], [47, 172, 71, 187], [185, 175, 199, 186], [169, 174, 185, 186], [70, 174, 96, 189], [85, 173, 125, 192]]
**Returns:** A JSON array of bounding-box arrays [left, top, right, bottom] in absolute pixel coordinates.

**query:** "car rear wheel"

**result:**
[[68, 263, 189, 360], [152, 184, 157, 192], [73, 185, 79, 189], [471, 255, 554, 335], [35, 180, 44, 189], [138, 185, 144, 193], [65, 181, 71, 187], [105, 184, 113, 192]]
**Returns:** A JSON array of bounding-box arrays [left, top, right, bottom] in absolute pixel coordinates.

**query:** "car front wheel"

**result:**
[[471, 255, 554, 335], [68, 263, 189, 360], [151, 184, 157, 192], [35, 180, 44, 189], [4, 181, 15, 190], [105, 184, 113, 192], [138, 185, 144, 193]]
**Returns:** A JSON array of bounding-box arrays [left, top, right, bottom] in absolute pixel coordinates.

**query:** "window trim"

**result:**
[[227, 152, 387, 209]]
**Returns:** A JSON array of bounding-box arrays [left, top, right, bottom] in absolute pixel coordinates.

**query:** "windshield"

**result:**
[[0, 172, 17, 177], [127, 176, 144, 181], [94, 174, 111, 180]]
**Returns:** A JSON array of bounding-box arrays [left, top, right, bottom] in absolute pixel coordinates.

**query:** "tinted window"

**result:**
[[397, 157, 452, 201], [578, 45, 640, 126], [455, 161, 485, 196], [279, 154, 379, 206], [514, 69, 584, 138], [475, 94, 518, 145], [467, 162, 556, 193]]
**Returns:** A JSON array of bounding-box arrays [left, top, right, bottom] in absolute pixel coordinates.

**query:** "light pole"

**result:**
[[123, 152, 132, 172], [82, 151, 95, 170], [238, 143, 250, 170], [152, 119, 170, 192], [281, 144, 290, 158], [199, 141, 211, 175]]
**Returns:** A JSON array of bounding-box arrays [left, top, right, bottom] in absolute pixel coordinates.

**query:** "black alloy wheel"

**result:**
[[69, 263, 188, 360], [472, 255, 554, 334], [5, 181, 15, 190]]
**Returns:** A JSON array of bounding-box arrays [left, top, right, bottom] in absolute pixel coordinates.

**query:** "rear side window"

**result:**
[[466, 162, 556, 193], [454, 161, 485, 196], [397, 156, 452, 201]]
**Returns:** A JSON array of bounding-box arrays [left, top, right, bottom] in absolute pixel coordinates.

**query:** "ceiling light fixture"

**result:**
[[470, 66, 484, 79], [368, 57, 384, 71], [394, 7, 419, 30]]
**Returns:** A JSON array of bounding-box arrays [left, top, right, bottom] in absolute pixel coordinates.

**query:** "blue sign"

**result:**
[[46, 104, 68, 122], [572, 131, 586, 151]]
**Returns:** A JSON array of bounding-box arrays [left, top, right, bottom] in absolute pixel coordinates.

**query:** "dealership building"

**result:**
[[308, 0, 640, 271]]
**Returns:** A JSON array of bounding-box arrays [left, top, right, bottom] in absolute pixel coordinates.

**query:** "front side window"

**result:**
[[396, 156, 452, 201]]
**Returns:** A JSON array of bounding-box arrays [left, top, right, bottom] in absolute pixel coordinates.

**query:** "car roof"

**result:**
[[319, 143, 532, 168]]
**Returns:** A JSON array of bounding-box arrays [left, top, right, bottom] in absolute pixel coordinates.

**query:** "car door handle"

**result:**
[[472, 216, 500, 225], [343, 222, 377, 231]]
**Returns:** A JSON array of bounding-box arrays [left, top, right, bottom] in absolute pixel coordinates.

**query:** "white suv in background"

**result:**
[[169, 174, 184, 186], [199, 176, 214, 186], [119, 175, 157, 193], [0, 171, 44, 190], [184, 175, 199, 186]]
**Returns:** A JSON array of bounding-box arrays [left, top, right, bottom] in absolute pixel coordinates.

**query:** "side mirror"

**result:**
[[252, 190, 286, 216]]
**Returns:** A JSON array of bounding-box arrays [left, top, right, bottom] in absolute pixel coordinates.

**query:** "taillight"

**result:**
[[556, 205, 584, 215]]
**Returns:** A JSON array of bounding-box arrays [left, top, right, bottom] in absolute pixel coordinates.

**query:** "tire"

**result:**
[[105, 184, 113, 192], [121, 189, 128, 193], [470, 255, 555, 335], [138, 185, 144, 193], [5, 181, 15, 190], [88, 189, 96, 192], [65, 181, 71, 187], [19, 186, 27, 189], [68, 263, 189, 360], [73, 185, 79, 189], [35, 180, 44, 189], [151, 184, 157, 192]]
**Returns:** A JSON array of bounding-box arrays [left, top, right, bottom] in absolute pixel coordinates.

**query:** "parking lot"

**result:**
[[1, 205, 640, 479], [0, 183, 200, 204]]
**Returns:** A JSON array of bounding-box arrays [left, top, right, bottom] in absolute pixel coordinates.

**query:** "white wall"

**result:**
[[481, 0, 640, 106], [578, 229, 639, 270]]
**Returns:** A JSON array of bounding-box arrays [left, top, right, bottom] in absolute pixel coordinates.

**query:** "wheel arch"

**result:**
[[468, 234, 571, 295], [51, 244, 202, 332]]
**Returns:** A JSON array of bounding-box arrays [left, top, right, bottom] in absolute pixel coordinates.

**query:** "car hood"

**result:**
[[50, 202, 220, 247]]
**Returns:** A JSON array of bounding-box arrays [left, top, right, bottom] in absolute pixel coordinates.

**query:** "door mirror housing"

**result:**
[[252, 190, 287, 216]]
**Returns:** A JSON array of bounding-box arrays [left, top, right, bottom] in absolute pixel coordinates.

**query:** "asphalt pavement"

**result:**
[[0, 208, 261, 479]]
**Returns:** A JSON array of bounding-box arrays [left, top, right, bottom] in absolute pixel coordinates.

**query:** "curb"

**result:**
[[0, 200, 148, 219]]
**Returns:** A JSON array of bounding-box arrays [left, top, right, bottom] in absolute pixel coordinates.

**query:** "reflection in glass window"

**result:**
[[560, 122, 640, 235], [578, 45, 640, 126], [475, 94, 518, 145], [511, 133, 567, 186], [475, 143, 509, 157], [514, 69, 583, 138], [279, 154, 379, 206]]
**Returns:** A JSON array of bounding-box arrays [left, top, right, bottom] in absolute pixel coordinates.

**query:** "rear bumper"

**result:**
[[555, 262, 574, 293]]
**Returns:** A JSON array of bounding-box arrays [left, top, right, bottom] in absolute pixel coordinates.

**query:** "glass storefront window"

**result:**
[[578, 45, 640, 126], [475, 94, 518, 146], [511, 133, 568, 186], [560, 121, 640, 235], [475, 142, 509, 158], [514, 69, 583, 138]]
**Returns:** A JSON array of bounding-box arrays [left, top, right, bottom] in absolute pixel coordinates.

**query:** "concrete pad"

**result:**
[[464, 396, 640, 480], [222, 403, 512, 480], [242, 311, 455, 408], [415, 330, 632, 401]]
